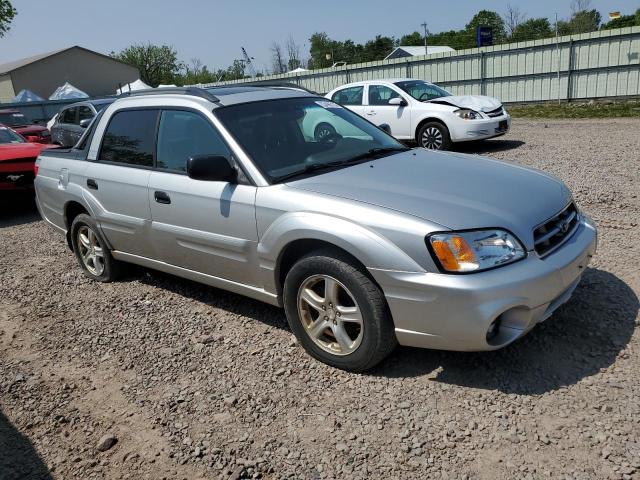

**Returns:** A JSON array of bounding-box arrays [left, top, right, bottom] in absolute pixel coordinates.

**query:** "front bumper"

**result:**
[[369, 217, 597, 351], [449, 114, 511, 142]]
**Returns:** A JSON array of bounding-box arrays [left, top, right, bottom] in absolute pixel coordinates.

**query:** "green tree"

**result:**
[[466, 10, 507, 45], [399, 31, 424, 46], [0, 0, 16, 38], [511, 18, 554, 42], [112, 44, 182, 87], [361, 35, 395, 62], [568, 9, 601, 33]]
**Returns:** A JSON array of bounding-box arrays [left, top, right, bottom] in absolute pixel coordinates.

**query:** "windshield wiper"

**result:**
[[274, 146, 409, 183]]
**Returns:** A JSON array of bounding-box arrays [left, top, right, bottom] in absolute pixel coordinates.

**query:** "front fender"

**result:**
[[257, 211, 426, 294]]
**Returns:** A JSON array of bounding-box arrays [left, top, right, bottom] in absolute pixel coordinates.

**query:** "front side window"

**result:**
[[0, 111, 28, 127], [215, 97, 405, 183], [0, 126, 25, 144], [368, 85, 401, 106], [99, 109, 158, 167], [78, 106, 94, 122], [395, 80, 451, 101], [156, 110, 230, 172], [61, 107, 77, 124], [331, 86, 364, 106]]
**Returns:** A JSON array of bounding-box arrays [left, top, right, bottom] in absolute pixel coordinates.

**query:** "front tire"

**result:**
[[70, 214, 121, 282], [283, 250, 396, 372], [417, 121, 451, 150]]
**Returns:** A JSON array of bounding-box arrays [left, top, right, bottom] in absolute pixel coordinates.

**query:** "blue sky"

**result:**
[[1, 0, 637, 72]]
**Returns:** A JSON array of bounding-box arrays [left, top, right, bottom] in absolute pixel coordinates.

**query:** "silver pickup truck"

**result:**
[[34, 86, 597, 371]]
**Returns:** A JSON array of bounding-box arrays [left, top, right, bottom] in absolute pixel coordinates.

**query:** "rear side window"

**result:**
[[61, 107, 77, 124], [331, 86, 363, 106], [156, 110, 230, 172], [99, 109, 158, 167]]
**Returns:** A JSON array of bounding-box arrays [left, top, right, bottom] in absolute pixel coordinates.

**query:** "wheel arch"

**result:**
[[258, 212, 425, 299], [414, 116, 449, 143], [63, 200, 90, 250]]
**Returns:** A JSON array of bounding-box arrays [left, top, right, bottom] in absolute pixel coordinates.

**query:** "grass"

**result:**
[[507, 100, 640, 119]]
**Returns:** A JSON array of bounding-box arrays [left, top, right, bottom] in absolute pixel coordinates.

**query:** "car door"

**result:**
[[364, 84, 412, 139], [83, 108, 157, 257], [329, 86, 365, 116], [54, 107, 77, 147], [73, 105, 95, 145], [148, 109, 258, 286]]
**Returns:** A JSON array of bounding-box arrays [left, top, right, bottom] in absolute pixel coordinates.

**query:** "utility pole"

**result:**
[[421, 21, 428, 56]]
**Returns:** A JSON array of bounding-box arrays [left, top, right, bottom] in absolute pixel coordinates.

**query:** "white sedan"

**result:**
[[325, 78, 511, 150]]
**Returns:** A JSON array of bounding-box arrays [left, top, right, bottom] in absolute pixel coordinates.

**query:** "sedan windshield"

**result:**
[[395, 80, 451, 102], [215, 97, 406, 183], [0, 126, 25, 144], [0, 111, 29, 127]]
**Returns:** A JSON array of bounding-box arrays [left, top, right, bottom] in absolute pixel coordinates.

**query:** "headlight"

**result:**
[[453, 108, 482, 120], [427, 229, 526, 273]]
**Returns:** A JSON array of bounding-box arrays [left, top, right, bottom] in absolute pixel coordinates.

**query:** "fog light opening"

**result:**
[[486, 316, 502, 344]]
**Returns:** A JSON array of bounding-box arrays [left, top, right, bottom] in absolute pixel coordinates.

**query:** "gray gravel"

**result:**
[[1, 118, 639, 480]]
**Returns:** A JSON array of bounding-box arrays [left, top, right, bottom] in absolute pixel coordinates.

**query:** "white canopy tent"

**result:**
[[288, 67, 309, 74], [12, 89, 45, 103], [116, 79, 151, 94], [48, 82, 89, 100]]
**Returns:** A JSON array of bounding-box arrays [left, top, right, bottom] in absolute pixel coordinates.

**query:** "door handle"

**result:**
[[154, 191, 171, 204], [366, 110, 376, 116], [86, 178, 98, 190]]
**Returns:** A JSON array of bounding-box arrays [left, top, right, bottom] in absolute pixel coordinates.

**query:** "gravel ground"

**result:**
[[0, 118, 639, 480]]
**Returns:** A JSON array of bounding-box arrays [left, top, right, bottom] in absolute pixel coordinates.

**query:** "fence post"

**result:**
[[480, 51, 486, 96], [566, 39, 574, 102], [406, 60, 411, 78]]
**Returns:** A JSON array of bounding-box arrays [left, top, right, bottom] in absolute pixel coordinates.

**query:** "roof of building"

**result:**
[[0, 46, 137, 75], [385, 45, 455, 60]]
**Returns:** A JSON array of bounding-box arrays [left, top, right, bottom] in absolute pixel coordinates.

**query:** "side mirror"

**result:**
[[388, 97, 408, 107], [187, 154, 236, 182], [379, 124, 392, 135], [79, 118, 92, 128]]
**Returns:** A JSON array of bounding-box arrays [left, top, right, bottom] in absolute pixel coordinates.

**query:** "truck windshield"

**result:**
[[0, 111, 29, 127], [395, 80, 451, 102], [214, 97, 405, 183], [0, 126, 25, 144]]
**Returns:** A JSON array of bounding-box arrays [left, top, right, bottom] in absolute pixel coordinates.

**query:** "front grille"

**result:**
[[533, 203, 579, 256], [486, 107, 504, 117]]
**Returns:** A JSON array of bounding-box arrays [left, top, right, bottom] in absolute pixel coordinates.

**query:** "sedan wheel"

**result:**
[[297, 274, 363, 356], [421, 126, 444, 150], [77, 225, 105, 276]]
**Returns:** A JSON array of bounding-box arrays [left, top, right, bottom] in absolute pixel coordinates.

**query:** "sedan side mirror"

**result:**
[[388, 97, 408, 107], [379, 124, 392, 135], [187, 154, 236, 182], [79, 118, 92, 128]]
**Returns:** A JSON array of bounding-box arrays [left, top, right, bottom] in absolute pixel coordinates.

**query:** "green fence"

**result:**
[[200, 26, 640, 102]]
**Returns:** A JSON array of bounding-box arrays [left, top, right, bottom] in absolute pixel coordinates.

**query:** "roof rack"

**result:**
[[118, 87, 220, 103], [239, 81, 318, 95]]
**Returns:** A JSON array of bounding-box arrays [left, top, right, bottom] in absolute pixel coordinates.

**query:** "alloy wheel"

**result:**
[[421, 126, 444, 150], [77, 225, 105, 276], [297, 275, 364, 356]]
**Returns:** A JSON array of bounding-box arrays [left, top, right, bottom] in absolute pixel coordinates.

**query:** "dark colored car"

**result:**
[[51, 99, 114, 147], [0, 124, 57, 191], [0, 109, 51, 144]]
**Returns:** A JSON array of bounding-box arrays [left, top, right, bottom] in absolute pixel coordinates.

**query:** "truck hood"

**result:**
[[428, 95, 502, 112], [0, 143, 55, 161], [287, 149, 572, 250]]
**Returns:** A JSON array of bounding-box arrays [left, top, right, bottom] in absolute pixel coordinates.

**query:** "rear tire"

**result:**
[[283, 249, 396, 372], [417, 121, 451, 150], [70, 214, 121, 282]]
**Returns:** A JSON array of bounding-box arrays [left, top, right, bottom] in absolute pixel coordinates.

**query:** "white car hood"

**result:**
[[428, 95, 502, 112]]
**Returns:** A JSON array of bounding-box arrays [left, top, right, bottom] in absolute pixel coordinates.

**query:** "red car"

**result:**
[[0, 109, 51, 144], [0, 124, 57, 191]]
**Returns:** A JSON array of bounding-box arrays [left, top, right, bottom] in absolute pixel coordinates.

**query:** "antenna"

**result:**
[[241, 47, 257, 78]]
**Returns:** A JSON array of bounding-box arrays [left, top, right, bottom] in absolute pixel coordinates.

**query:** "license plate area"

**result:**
[[496, 120, 508, 133]]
